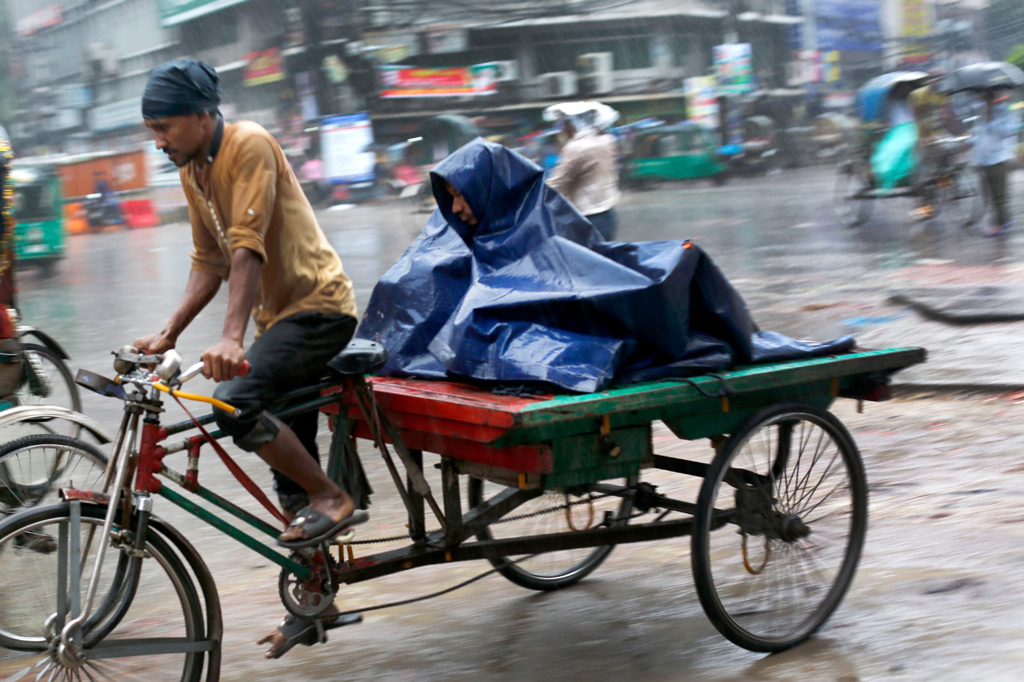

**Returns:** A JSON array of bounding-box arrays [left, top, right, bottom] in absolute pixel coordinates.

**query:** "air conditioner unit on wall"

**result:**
[[577, 52, 613, 95], [85, 43, 118, 77], [493, 60, 519, 82], [539, 71, 577, 98]]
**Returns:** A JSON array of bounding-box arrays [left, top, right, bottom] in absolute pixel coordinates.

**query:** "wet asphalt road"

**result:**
[[4, 166, 1024, 681]]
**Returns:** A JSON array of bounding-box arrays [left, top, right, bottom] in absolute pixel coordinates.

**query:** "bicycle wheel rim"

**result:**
[[469, 477, 633, 590], [0, 507, 205, 682], [13, 344, 82, 437], [693, 406, 867, 651], [833, 166, 871, 227], [0, 435, 107, 518]]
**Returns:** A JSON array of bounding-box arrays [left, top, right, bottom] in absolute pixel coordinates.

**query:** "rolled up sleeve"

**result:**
[[227, 137, 275, 263]]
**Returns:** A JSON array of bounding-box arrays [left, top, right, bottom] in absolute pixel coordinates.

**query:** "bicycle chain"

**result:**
[[346, 493, 612, 545]]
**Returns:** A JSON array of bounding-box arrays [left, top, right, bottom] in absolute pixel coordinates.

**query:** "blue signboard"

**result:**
[[817, 0, 883, 53]]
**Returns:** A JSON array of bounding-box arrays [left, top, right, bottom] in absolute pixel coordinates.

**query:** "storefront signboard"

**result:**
[[713, 43, 753, 95], [157, 0, 249, 27], [684, 76, 719, 129], [244, 48, 285, 86], [901, 0, 933, 64], [365, 31, 419, 64], [424, 27, 468, 55], [16, 4, 63, 36], [817, 0, 882, 53], [321, 113, 376, 184], [378, 63, 499, 98]]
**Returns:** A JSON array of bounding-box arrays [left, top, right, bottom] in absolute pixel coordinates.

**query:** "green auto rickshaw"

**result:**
[[624, 123, 728, 187], [9, 164, 64, 274]]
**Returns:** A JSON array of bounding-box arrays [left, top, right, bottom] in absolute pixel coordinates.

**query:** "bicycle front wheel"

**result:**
[[467, 477, 634, 591], [691, 403, 867, 652], [0, 503, 208, 681], [0, 434, 108, 520], [13, 343, 82, 437]]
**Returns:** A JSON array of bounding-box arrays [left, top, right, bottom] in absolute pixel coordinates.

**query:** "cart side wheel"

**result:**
[[467, 477, 635, 591], [833, 161, 873, 228], [940, 165, 986, 230], [691, 403, 867, 652]]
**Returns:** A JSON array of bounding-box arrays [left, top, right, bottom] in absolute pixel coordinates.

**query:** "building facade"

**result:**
[[4, 0, 800, 155]]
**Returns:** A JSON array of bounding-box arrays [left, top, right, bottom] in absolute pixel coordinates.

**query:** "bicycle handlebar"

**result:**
[[111, 347, 251, 414]]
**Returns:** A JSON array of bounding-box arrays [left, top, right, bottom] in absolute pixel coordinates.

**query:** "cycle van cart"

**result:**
[[833, 71, 985, 229], [0, 343, 925, 681]]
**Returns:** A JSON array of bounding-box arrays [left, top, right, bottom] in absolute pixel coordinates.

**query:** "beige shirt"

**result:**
[[181, 121, 356, 335], [546, 129, 620, 216]]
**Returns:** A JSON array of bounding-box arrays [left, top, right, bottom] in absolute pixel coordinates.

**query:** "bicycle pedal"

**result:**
[[332, 529, 356, 544]]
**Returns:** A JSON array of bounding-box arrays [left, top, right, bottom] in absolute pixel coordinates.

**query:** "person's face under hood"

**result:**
[[430, 138, 543, 244], [445, 182, 478, 227]]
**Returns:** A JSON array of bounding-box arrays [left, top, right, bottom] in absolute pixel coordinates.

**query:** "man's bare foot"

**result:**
[[277, 493, 355, 544], [257, 607, 363, 659], [257, 623, 289, 659], [257, 607, 339, 659]]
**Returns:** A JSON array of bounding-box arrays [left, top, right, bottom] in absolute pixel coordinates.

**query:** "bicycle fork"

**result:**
[[53, 408, 143, 663]]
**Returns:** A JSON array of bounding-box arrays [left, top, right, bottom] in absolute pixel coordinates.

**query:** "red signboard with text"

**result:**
[[378, 64, 499, 98], [244, 48, 285, 86]]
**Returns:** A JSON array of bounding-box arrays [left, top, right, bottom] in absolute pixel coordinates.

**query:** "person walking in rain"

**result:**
[[545, 102, 622, 240], [971, 90, 1018, 237]]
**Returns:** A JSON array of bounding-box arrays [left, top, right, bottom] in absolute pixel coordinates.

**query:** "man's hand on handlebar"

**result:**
[[133, 331, 176, 355], [202, 338, 247, 382]]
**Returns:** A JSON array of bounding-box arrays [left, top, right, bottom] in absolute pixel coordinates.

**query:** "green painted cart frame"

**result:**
[[314, 346, 925, 651]]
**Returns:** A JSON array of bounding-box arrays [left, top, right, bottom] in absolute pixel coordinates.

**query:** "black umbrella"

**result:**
[[941, 62, 1024, 93]]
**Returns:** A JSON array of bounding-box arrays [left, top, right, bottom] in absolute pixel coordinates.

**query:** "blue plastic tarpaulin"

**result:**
[[357, 139, 854, 393]]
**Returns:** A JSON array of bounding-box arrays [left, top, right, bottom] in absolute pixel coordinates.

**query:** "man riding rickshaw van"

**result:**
[[856, 71, 931, 193]]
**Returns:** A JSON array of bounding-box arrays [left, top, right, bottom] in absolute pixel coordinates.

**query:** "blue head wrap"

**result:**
[[142, 59, 220, 119]]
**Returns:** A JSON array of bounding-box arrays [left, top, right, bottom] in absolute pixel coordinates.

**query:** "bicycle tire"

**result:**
[[833, 161, 873, 227], [467, 477, 634, 591], [0, 434, 108, 518], [940, 166, 986, 229], [13, 343, 83, 437], [0, 502, 208, 681], [691, 403, 867, 652]]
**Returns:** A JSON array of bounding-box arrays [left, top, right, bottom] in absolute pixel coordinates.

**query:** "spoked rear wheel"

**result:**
[[467, 477, 635, 591], [691, 403, 867, 652], [833, 160, 874, 227], [0, 503, 208, 681]]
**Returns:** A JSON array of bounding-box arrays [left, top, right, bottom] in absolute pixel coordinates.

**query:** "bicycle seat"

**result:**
[[326, 339, 388, 377]]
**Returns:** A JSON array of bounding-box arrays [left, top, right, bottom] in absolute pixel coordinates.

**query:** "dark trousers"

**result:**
[[981, 162, 1011, 228], [586, 207, 619, 241], [212, 312, 357, 510]]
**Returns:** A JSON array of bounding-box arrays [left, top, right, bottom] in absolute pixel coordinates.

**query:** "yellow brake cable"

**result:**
[[152, 381, 240, 415]]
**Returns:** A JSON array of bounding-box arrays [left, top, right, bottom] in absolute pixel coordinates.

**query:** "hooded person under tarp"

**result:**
[[358, 138, 854, 394]]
